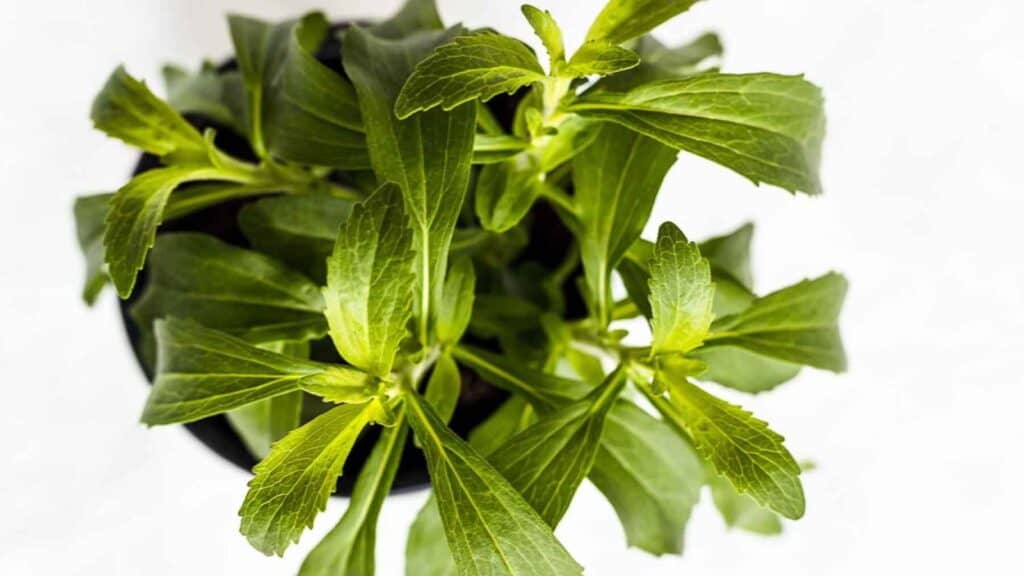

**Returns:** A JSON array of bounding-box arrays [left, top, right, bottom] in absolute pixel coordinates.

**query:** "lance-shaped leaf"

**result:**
[[700, 222, 754, 289], [490, 367, 627, 526], [299, 411, 409, 576], [132, 233, 327, 344], [104, 165, 233, 298], [143, 318, 372, 425], [597, 33, 723, 92], [263, 16, 369, 169], [521, 5, 565, 69], [452, 345, 705, 554], [238, 194, 354, 283], [562, 41, 640, 77], [435, 256, 476, 345], [323, 183, 415, 377], [239, 401, 381, 556], [585, 0, 701, 45], [472, 134, 530, 164], [73, 193, 112, 305], [648, 222, 714, 355], [90, 66, 207, 161], [474, 151, 544, 233], [658, 374, 805, 519], [570, 73, 826, 195], [574, 123, 677, 326], [371, 0, 444, 39], [706, 272, 848, 372], [163, 63, 247, 134], [405, 390, 583, 576], [394, 33, 546, 119], [344, 26, 476, 341], [424, 352, 461, 425], [708, 466, 783, 535], [691, 346, 802, 394]]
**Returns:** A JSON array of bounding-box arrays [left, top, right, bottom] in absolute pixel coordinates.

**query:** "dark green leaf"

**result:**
[[648, 222, 714, 354], [344, 26, 476, 342], [585, 0, 701, 45], [570, 73, 826, 195], [91, 66, 207, 162], [162, 63, 246, 134], [323, 183, 416, 377], [706, 272, 848, 371], [238, 194, 353, 283], [405, 390, 583, 575], [563, 41, 640, 77], [371, 0, 444, 39], [132, 233, 327, 344], [73, 193, 112, 305], [436, 256, 476, 344], [521, 5, 565, 69], [574, 123, 677, 326], [394, 33, 545, 119], [299, 411, 408, 576], [474, 152, 544, 233], [143, 318, 371, 425], [239, 400, 381, 556]]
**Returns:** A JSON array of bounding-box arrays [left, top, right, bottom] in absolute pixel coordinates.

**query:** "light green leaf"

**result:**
[[436, 256, 476, 345], [323, 182, 415, 377], [406, 496, 455, 576], [264, 16, 370, 169], [344, 26, 476, 343], [394, 33, 545, 119], [226, 341, 307, 460], [700, 222, 754, 289], [537, 115, 599, 171], [521, 5, 565, 69], [585, 0, 701, 45], [648, 222, 714, 355], [299, 411, 408, 576], [239, 400, 381, 556], [571, 73, 826, 195], [405, 390, 582, 576], [563, 41, 640, 77], [425, 352, 461, 424], [371, 0, 444, 39], [131, 233, 327, 344], [73, 193, 112, 305], [91, 66, 207, 161], [104, 165, 231, 298], [475, 151, 544, 233], [708, 466, 784, 535], [574, 123, 677, 326], [490, 368, 626, 526], [691, 346, 801, 394], [162, 63, 246, 134], [143, 318, 371, 425], [707, 272, 848, 371], [660, 375, 805, 519], [472, 134, 530, 164], [596, 33, 722, 92], [238, 194, 353, 283]]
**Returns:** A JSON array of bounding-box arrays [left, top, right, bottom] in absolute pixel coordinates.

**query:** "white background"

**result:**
[[2, 0, 1022, 574]]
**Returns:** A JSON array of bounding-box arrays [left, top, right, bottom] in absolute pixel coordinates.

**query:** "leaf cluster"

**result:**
[[74, 0, 846, 573]]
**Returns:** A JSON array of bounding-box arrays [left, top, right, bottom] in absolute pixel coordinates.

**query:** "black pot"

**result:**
[[117, 22, 580, 496]]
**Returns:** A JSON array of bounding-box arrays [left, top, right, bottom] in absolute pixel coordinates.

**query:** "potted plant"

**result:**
[[74, 0, 847, 573]]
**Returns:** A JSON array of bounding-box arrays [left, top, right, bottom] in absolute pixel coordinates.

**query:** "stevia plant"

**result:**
[[74, 0, 847, 573]]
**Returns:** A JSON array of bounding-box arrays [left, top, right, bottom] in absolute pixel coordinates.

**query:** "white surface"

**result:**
[[2, 0, 1022, 574]]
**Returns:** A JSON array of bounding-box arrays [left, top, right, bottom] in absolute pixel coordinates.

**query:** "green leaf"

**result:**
[[143, 318, 372, 425], [436, 256, 476, 344], [162, 63, 247, 134], [700, 222, 754, 289], [299, 411, 408, 576], [91, 66, 207, 161], [394, 33, 545, 119], [570, 73, 826, 195], [263, 16, 369, 169], [406, 496, 455, 576], [104, 165, 230, 298], [521, 5, 565, 69], [690, 346, 801, 394], [472, 134, 530, 164], [595, 33, 722, 92], [648, 222, 714, 355], [344, 26, 476, 343], [73, 193, 112, 305], [707, 272, 848, 371], [131, 233, 327, 344], [708, 466, 784, 535], [563, 41, 640, 77], [660, 375, 805, 519], [425, 352, 461, 424], [239, 400, 381, 556], [371, 0, 444, 39], [226, 341, 307, 460], [323, 182, 416, 377], [405, 390, 582, 576], [537, 115, 599, 171], [574, 123, 677, 326], [585, 0, 701, 45], [490, 368, 626, 526], [474, 152, 544, 233]]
